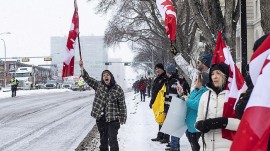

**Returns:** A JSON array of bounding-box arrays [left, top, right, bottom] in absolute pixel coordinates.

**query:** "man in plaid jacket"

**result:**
[[79, 60, 127, 151]]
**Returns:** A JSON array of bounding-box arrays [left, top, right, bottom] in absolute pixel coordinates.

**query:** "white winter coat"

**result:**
[[196, 89, 240, 151]]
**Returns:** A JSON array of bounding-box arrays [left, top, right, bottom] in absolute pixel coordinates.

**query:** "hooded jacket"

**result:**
[[82, 69, 127, 124]]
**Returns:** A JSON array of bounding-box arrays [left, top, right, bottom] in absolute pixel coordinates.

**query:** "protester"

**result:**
[[79, 60, 127, 151], [197, 54, 212, 73], [138, 77, 146, 102], [178, 72, 208, 151], [235, 34, 269, 119], [164, 63, 180, 151], [178, 75, 190, 95], [10, 76, 19, 97], [146, 77, 152, 97], [150, 63, 168, 142], [77, 80, 84, 92], [234, 34, 270, 150], [195, 63, 240, 150]]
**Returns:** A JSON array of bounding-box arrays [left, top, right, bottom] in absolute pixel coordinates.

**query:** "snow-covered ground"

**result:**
[[0, 89, 192, 151], [0, 88, 73, 99], [118, 93, 192, 151]]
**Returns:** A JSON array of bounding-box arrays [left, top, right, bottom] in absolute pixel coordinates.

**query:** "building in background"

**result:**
[[107, 58, 126, 90], [50, 36, 108, 81], [0, 60, 51, 87]]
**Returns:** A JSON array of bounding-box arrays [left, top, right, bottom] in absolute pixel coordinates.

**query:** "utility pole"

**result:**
[[241, 0, 247, 77]]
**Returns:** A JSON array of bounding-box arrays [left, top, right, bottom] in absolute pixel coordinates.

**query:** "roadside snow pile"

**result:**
[[0, 89, 73, 99]]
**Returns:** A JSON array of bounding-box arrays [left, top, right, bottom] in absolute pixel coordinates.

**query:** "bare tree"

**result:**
[[89, 0, 198, 68], [188, 0, 240, 60]]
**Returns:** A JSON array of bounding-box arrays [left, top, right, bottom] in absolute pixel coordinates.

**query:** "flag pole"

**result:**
[[77, 33, 84, 76]]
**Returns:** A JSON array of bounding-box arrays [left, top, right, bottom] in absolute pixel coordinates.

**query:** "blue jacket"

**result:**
[[185, 86, 208, 133]]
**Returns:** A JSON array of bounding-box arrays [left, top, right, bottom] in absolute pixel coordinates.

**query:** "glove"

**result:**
[[195, 120, 210, 133], [169, 45, 178, 56], [203, 117, 228, 130]]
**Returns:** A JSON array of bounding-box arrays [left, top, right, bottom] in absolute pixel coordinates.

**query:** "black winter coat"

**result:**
[[149, 72, 167, 108]]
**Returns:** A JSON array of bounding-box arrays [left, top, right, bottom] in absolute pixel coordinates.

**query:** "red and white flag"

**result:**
[[231, 35, 270, 151], [156, 0, 176, 41], [212, 31, 247, 140], [62, 0, 79, 78]]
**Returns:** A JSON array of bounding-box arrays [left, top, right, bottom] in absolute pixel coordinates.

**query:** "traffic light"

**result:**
[[105, 62, 112, 65]]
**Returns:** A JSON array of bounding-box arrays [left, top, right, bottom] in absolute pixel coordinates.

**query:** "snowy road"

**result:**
[[0, 90, 96, 151]]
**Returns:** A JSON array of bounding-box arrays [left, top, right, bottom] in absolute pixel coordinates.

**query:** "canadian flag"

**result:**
[[62, 0, 79, 78], [231, 35, 270, 151], [212, 32, 247, 140], [156, 0, 177, 41]]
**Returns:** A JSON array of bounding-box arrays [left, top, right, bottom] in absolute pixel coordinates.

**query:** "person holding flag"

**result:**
[[194, 31, 245, 150], [195, 63, 240, 151], [79, 60, 127, 151], [231, 34, 270, 151]]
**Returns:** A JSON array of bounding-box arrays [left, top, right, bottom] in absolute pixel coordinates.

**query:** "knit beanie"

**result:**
[[198, 54, 212, 68], [210, 63, 229, 77], [253, 34, 269, 52], [155, 63, 164, 70], [166, 64, 176, 74]]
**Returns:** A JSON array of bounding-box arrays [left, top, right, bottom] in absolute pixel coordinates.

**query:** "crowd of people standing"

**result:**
[[145, 34, 270, 151]]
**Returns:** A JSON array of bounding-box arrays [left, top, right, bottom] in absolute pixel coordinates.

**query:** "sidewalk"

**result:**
[[76, 92, 192, 151], [118, 92, 192, 151]]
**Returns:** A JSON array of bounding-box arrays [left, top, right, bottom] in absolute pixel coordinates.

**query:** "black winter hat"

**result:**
[[253, 34, 269, 52], [210, 63, 229, 77], [155, 63, 164, 70]]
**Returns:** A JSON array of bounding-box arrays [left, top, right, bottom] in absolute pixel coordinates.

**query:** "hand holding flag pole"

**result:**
[[156, 0, 177, 56]]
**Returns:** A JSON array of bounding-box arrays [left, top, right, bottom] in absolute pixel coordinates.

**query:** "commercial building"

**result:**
[[50, 36, 108, 80]]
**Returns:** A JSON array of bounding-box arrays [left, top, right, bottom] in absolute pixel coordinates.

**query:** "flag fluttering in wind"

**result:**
[[231, 35, 270, 151], [62, 0, 79, 78], [212, 31, 247, 140], [156, 0, 176, 41]]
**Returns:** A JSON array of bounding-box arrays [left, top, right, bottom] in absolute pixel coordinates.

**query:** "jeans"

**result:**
[[185, 130, 201, 151], [96, 118, 120, 151], [170, 136, 180, 150], [11, 87, 17, 97], [140, 90, 145, 101]]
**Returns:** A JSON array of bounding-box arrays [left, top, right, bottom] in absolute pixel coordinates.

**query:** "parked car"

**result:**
[[35, 83, 45, 89], [44, 80, 60, 89], [62, 81, 74, 89]]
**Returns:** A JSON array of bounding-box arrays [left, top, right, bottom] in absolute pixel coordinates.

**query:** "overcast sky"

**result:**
[[0, 0, 134, 64]]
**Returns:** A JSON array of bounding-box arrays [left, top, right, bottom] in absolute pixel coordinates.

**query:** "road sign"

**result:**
[[44, 57, 52, 61], [22, 58, 30, 62]]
